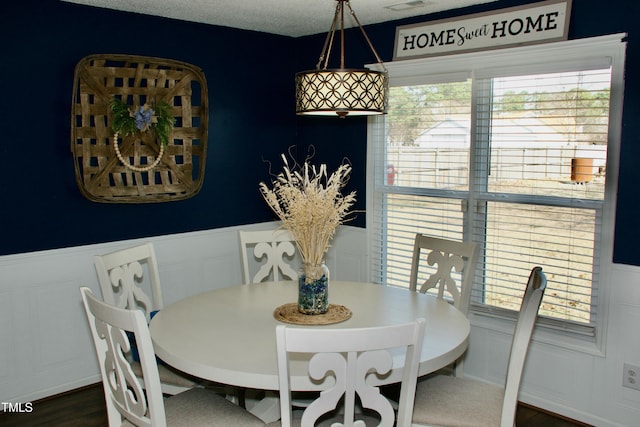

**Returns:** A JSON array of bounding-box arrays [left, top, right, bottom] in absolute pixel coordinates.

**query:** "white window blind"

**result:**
[[471, 69, 610, 329], [368, 34, 626, 337]]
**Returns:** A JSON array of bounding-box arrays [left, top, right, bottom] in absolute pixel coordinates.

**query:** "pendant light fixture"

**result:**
[[295, 0, 389, 118]]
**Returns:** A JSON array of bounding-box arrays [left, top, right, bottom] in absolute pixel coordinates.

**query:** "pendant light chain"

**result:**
[[345, 2, 387, 71], [339, 0, 345, 68], [316, 2, 341, 70]]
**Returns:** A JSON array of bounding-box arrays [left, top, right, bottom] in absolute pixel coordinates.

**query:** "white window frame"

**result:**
[[366, 33, 627, 354]]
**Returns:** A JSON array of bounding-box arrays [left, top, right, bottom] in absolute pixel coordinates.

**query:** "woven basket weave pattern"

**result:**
[[71, 54, 208, 203]]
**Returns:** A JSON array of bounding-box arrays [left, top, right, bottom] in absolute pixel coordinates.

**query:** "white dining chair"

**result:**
[[94, 242, 165, 320], [94, 242, 211, 396], [409, 233, 480, 315], [409, 233, 480, 376], [273, 319, 426, 427], [239, 229, 298, 284], [411, 266, 547, 427], [80, 287, 266, 427]]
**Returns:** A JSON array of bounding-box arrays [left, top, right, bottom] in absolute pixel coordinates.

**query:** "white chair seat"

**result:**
[[164, 388, 265, 426], [411, 267, 547, 427], [118, 384, 263, 427], [265, 409, 382, 426], [413, 375, 504, 427], [130, 360, 197, 391]]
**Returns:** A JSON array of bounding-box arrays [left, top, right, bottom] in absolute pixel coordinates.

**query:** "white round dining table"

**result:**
[[149, 280, 469, 392]]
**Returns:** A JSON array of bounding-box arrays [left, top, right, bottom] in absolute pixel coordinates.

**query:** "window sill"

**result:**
[[468, 308, 606, 357]]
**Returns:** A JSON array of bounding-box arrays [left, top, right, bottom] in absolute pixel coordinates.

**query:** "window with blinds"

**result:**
[[368, 34, 626, 337]]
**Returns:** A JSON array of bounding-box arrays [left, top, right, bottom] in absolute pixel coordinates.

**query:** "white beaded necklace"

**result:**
[[112, 132, 165, 172]]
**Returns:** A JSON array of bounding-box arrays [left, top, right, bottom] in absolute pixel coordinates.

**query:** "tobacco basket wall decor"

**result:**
[[70, 54, 208, 203]]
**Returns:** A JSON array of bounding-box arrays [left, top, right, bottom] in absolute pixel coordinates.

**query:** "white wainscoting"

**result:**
[[2, 223, 640, 426], [0, 222, 368, 405]]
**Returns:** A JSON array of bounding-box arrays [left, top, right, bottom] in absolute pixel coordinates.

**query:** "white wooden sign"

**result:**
[[393, 0, 571, 60]]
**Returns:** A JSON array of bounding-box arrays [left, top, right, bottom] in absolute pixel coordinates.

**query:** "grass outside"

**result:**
[[383, 177, 604, 324]]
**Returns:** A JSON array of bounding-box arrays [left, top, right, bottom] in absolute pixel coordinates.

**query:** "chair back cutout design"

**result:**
[[409, 233, 480, 315], [80, 287, 166, 426], [276, 319, 426, 427], [94, 242, 163, 322], [239, 229, 298, 283]]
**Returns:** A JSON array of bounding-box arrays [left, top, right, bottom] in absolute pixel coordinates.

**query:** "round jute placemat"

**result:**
[[273, 303, 352, 325]]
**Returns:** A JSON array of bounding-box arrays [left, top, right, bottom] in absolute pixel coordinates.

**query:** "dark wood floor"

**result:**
[[0, 383, 592, 426]]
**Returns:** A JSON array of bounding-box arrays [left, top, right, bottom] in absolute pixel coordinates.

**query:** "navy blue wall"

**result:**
[[2, 0, 639, 267], [0, 0, 299, 255]]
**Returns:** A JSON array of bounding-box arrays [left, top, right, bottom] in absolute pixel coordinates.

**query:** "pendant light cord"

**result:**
[[316, 3, 340, 69], [314, 0, 387, 72], [345, 2, 387, 72]]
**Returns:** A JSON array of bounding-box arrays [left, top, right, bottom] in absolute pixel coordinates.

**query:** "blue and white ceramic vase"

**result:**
[[298, 262, 330, 315]]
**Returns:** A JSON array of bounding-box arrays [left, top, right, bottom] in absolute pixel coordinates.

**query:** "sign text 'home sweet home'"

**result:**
[[393, 0, 571, 60]]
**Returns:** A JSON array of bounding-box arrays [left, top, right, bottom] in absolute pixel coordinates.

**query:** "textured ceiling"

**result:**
[[61, 0, 497, 37]]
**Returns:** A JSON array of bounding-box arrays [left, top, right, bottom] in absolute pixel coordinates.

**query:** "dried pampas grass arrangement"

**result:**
[[259, 154, 356, 268]]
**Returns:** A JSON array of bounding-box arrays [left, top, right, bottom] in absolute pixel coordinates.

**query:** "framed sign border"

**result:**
[[393, 0, 572, 61]]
